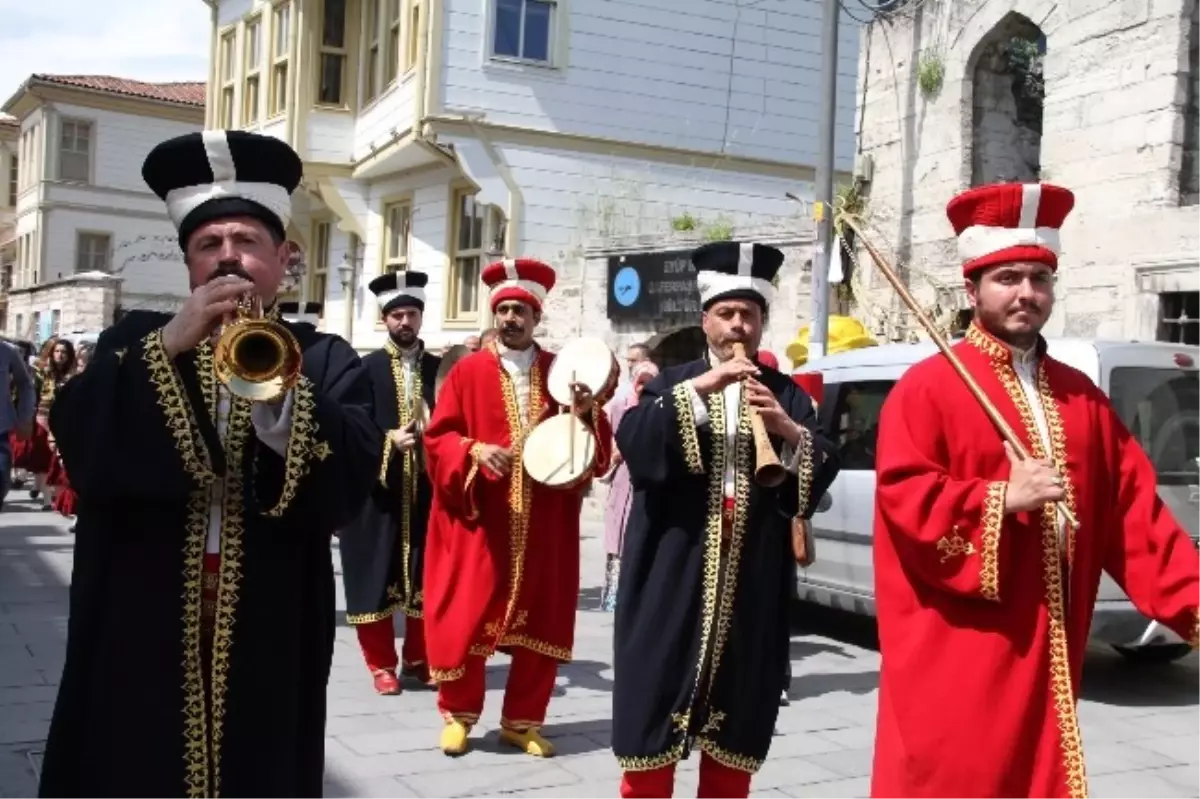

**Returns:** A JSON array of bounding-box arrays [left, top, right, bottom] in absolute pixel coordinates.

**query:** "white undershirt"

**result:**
[[1008, 345, 1067, 552], [204, 386, 295, 554], [497, 343, 536, 419]]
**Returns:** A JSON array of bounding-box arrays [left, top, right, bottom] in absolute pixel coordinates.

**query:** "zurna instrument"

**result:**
[[732, 342, 788, 488]]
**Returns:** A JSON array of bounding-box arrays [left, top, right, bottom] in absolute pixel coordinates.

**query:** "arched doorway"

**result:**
[[646, 325, 706, 369]]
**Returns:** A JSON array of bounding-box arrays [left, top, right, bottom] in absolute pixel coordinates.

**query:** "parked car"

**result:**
[[797, 337, 1200, 663]]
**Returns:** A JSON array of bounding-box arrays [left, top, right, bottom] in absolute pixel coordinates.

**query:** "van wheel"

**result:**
[[1111, 643, 1194, 664]]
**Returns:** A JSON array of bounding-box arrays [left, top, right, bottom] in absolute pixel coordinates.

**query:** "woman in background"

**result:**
[[47, 342, 90, 529], [11, 338, 62, 507], [598, 360, 659, 611]]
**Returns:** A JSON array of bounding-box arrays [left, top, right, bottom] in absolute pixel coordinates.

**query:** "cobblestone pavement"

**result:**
[[2, 497, 1197, 797]]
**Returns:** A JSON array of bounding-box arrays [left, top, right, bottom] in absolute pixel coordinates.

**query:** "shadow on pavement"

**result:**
[[485, 659, 614, 696], [1081, 646, 1200, 708], [471, 718, 611, 757]]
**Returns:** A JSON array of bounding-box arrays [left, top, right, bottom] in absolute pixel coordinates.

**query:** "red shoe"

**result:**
[[372, 669, 401, 695]]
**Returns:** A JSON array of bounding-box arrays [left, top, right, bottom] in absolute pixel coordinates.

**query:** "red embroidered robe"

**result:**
[[422, 343, 612, 682], [871, 323, 1199, 799]]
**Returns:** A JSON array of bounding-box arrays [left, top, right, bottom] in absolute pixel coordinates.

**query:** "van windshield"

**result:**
[[1108, 367, 1199, 486]]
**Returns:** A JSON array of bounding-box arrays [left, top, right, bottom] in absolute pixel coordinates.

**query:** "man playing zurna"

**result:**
[[340, 270, 441, 693], [612, 241, 840, 798]]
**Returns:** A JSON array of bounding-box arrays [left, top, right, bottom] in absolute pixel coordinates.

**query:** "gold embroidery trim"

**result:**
[[936, 533, 976, 563], [671, 382, 704, 474], [260, 376, 322, 518], [464, 440, 484, 522], [142, 330, 215, 485], [386, 350, 424, 617], [616, 741, 687, 773], [1189, 612, 1199, 649], [980, 481, 1006, 602], [796, 424, 814, 513], [696, 737, 764, 775], [180, 491, 211, 798], [431, 665, 466, 682], [972, 322, 1087, 798]]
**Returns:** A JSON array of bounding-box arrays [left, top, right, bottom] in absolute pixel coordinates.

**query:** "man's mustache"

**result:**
[[501, 323, 523, 333], [208, 263, 254, 283]]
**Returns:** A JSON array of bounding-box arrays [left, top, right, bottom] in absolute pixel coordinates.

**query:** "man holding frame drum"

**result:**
[[611, 241, 840, 798], [422, 257, 613, 758]]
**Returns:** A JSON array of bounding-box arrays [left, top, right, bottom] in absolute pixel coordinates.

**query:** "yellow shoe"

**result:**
[[499, 726, 555, 758], [440, 720, 471, 756]]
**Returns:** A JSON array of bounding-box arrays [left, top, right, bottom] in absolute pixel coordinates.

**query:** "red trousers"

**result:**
[[355, 615, 426, 673], [436, 649, 558, 730], [620, 754, 752, 798]]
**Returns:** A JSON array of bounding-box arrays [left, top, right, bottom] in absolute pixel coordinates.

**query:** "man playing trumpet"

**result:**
[[38, 130, 381, 798], [611, 241, 840, 798], [422, 257, 612, 757], [339, 270, 440, 694]]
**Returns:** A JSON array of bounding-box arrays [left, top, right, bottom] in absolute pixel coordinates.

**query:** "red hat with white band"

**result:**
[[946, 182, 1075, 276], [481, 257, 557, 312]]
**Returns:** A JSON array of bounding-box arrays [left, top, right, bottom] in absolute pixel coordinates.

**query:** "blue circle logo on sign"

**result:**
[[613, 266, 641, 307]]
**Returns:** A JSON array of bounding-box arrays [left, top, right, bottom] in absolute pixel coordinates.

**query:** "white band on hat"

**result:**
[[957, 225, 1062, 263], [376, 286, 426, 310], [283, 312, 321, 324], [489, 278, 548, 303], [697, 272, 775, 307], [165, 181, 293, 232]]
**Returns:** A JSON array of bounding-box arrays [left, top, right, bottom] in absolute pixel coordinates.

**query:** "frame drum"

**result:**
[[522, 413, 597, 490], [547, 337, 618, 407]]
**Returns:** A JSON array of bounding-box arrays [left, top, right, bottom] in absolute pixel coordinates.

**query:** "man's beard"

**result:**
[[391, 328, 418, 347]]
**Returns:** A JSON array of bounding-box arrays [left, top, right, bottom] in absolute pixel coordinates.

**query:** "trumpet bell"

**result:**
[[214, 317, 303, 403]]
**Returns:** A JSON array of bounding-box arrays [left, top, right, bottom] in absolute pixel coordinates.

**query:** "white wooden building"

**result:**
[[204, 0, 860, 351], [0, 75, 207, 342]]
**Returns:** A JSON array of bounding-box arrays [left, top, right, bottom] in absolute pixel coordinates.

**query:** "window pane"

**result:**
[[457, 256, 480, 315], [470, 201, 484, 249], [247, 22, 261, 67], [367, 46, 379, 99], [245, 76, 260, 122], [834, 380, 894, 471], [273, 64, 289, 112], [61, 152, 88, 182], [368, 0, 380, 30], [312, 273, 327, 305], [323, 0, 346, 47], [319, 54, 344, 104], [494, 0, 521, 56], [457, 194, 475, 251], [523, 0, 551, 61], [275, 5, 290, 53], [387, 28, 400, 81]]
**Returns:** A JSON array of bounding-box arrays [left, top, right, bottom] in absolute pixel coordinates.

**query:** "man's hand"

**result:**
[[477, 443, 514, 476], [570, 382, 595, 416], [161, 275, 256, 359], [745, 378, 803, 442], [1002, 441, 1065, 514], [691, 354, 760, 396], [389, 422, 417, 452]]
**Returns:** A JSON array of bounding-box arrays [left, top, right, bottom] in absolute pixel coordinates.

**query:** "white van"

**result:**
[[796, 338, 1200, 663]]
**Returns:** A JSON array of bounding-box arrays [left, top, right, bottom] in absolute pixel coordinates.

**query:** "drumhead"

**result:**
[[523, 413, 597, 488], [547, 337, 617, 407]]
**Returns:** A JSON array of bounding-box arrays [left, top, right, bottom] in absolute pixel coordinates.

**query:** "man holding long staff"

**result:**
[[869, 182, 1199, 799]]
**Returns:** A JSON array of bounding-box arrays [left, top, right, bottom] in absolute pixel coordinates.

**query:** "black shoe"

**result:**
[[29, 489, 39, 500], [779, 691, 790, 707]]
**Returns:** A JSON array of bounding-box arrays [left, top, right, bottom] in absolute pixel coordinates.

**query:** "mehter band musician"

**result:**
[[612, 241, 840, 798], [339, 271, 440, 694], [422, 257, 612, 757], [38, 130, 381, 798], [871, 182, 1200, 799]]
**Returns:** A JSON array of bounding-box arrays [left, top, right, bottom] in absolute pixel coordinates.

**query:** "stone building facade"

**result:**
[[5, 271, 123, 341], [851, 0, 1199, 344]]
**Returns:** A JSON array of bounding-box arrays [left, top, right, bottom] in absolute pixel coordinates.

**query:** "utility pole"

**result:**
[[809, 0, 841, 361]]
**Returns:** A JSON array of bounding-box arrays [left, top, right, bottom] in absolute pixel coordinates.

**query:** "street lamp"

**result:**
[[337, 258, 356, 342]]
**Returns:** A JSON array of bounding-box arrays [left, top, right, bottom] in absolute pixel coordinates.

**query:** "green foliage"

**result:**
[[1004, 37, 1045, 104], [917, 50, 945, 98], [703, 216, 734, 242], [671, 212, 699, 231]]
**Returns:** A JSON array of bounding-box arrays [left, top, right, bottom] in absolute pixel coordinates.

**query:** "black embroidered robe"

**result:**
[[611, 357, 840, 776], [38, 310, 380, 798], [339, 340, 439, 626]]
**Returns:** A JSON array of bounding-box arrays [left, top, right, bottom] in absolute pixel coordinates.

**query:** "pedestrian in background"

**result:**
[[598, 359, 659, 612], [0, 339, 36, 510]]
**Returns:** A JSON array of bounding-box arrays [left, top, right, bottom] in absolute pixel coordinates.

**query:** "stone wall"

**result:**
[[855, 0, 1200, 340], [6, 272, 122, 341]]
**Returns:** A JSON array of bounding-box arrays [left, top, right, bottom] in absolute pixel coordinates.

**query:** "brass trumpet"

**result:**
[[213, 294, 303, 403]]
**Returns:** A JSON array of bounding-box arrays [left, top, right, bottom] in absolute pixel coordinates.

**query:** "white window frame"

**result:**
[[57, 119, 92, 184], [382, 200, 412, 274], [76, 231, 112, 273], [316, 0, 350, 107], [219, 28, 238, 127], [269, 1, 292, 117], [244, 15, 263, 124], [5, 152, 16, 206], [404, 0, 421, 73], [363, 0, 382, 105], [308, 220, 331, 311], [386, 0, 403, 84], [488, 0, 558, 67], [446, 187, 485, 324]]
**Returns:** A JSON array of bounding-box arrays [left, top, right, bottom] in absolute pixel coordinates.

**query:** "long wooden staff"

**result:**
[[839, 216, 1079, 529]]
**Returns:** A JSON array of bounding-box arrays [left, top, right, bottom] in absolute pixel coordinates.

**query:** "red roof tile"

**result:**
[[30, 75, 206, 107]]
